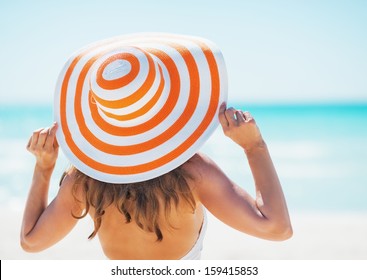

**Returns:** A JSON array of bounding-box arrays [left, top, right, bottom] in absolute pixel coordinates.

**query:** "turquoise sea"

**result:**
[[1, 103, 366, 213]]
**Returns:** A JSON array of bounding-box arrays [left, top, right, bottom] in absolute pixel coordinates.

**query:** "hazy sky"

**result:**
[[0, 0, 366, 104]]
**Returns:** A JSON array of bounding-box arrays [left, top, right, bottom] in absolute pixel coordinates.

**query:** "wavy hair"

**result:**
[[61, 165, 196, 241]]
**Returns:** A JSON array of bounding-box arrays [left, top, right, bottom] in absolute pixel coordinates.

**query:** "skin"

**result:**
[[20, 103, 292, 259]]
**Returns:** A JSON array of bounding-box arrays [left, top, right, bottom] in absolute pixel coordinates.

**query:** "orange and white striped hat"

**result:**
[[54, 33, 227, 183]]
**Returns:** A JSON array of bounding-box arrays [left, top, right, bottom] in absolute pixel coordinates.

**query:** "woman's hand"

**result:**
[[218, 103, 265, 153], [26, 122, 59, 170]]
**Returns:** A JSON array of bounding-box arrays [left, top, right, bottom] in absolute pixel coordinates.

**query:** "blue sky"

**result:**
[[0, 0, 366, 104]]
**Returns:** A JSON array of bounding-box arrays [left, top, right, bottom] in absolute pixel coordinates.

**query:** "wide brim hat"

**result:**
[[54, 33, 227, 183]]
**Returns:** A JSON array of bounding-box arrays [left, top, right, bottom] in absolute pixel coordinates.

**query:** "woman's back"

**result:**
[[68, 159, 206, 260], [96, 202, 205, 259]]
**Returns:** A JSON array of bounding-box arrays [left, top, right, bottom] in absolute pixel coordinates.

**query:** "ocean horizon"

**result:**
[[1, 102, 367, 213]]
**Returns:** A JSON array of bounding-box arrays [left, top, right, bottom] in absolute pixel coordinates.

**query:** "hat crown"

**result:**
[[102, 58, 132, 80], [89, 47, 164, 125]]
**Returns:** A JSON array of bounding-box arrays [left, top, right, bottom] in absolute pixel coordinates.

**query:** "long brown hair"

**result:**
[[62, 165, 196, 241]]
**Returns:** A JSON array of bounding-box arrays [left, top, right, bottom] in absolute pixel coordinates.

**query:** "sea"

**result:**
[[1, 103, 366, 213]]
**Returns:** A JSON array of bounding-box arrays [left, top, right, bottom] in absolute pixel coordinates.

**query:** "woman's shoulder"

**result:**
[[58, 166, 85, 203], [184, 152, 223, 175], [183, 153, 230, 191], [185, 152, 214, 167], [59, 166, 79, 187]]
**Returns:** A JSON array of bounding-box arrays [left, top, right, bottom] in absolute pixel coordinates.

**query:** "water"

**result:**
[[1, 103, 366, 213]]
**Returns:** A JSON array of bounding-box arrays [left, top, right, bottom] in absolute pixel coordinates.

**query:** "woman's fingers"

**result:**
[[36, 128, 50, 149], [27, 128, 43, 151], [225, 107, 238, 126], [44, 123, 58, 151], [235, 110, 246, 123], [27, 123, 58, 153], [219, 103, 250, 128], [218, 102, 229, 127], [53, 136, 59, 149], [243, 111, 254, 122], [26, 135, 32, 151], [218, 104, 257, 129], [26, 123, 59, 169]]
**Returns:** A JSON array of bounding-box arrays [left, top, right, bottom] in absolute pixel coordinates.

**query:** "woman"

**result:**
[[21, 104, 292, 259], [20, 34, 292, 259]]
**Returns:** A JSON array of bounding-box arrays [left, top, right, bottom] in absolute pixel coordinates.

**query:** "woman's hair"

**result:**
[[60, 165, 196, 241]]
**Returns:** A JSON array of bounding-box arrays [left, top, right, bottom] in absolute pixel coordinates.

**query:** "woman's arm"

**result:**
[[20, 123, 83, 252], [190, 104, 292, 241]]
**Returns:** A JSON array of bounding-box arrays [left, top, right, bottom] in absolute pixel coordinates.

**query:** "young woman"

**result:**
[[21, 104, 292, 259], [20, 33, 292, 259]]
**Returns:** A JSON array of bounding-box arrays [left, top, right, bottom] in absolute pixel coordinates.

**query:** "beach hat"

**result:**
[[54, 33, 227, 183]]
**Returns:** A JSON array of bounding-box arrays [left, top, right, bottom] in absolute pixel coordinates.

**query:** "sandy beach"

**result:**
[[2, 204, 366, 260]]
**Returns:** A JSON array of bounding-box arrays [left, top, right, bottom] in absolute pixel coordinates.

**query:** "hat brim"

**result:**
[[54, 33, 227, 183]]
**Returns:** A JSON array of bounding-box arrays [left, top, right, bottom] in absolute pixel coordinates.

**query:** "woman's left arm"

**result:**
[[20, 123, 83, 252]]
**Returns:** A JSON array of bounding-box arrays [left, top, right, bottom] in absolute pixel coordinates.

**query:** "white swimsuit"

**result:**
[[180, 208, 207, 260]]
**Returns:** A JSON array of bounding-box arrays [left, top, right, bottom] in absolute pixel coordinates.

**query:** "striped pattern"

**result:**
[[54, 33, 227, 183]]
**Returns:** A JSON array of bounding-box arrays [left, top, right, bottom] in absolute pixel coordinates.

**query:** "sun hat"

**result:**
[[54, 33, 227, 183]]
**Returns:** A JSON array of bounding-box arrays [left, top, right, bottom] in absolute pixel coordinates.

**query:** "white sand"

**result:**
[[2, 205, 367, 260], [202, 211, 367, 260]]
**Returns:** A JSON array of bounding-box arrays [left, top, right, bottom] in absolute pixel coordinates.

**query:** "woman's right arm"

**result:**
[[21, 123, 84, 252], [189, 104, 292, 241]]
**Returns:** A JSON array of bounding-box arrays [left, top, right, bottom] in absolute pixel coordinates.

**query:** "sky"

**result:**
[[0, 0, 366, 105]]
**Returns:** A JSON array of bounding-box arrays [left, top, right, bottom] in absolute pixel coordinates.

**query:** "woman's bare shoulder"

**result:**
[[183, 153, 232, 193], [183, 152, 216, 176], [185, 152, 218, 168], [58, 167, 85, 204], [59, 167, 78, 188]]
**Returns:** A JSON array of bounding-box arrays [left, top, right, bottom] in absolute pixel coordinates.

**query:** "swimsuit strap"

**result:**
[[180, 207, 207, 260]]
